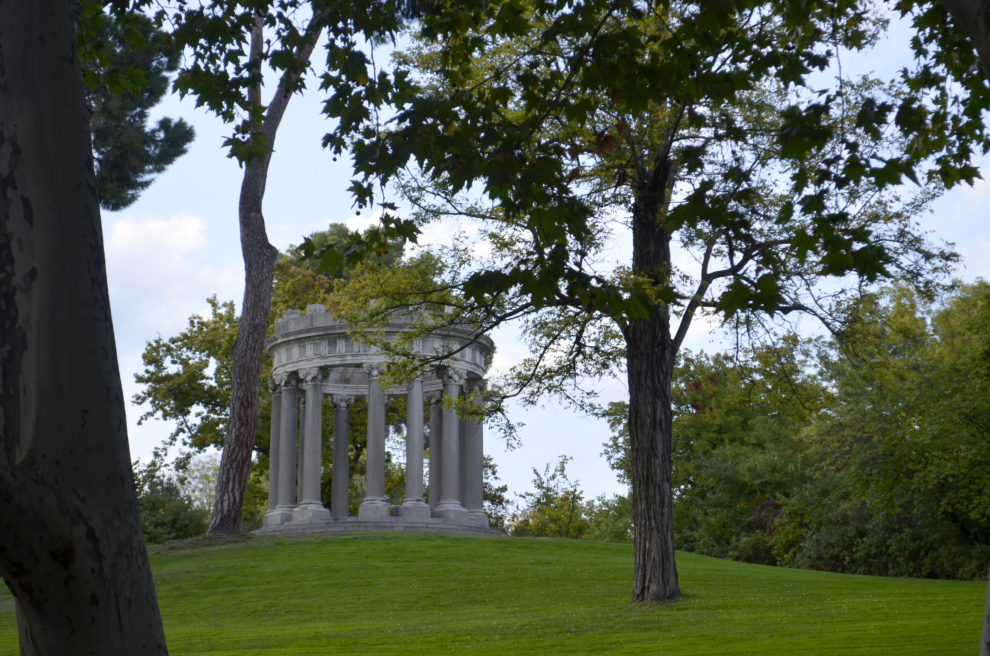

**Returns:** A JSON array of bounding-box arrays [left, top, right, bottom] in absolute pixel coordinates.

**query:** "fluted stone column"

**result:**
[[399, 377, 430, 517], [331, 394, 354, 518], [263, 379, 282, 528], [434, 367, 468, 522], [271, 373, 299, 524], [297, 396, 306, 504], [459, 413, 469, 505], [427, 391, 443, 510], [294, 368, 330, 522], [359, 363, 390, 518], [464, 381, 488, 526]]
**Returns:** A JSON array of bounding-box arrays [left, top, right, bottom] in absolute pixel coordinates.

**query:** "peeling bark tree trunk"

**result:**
[[625, 158, 680, 603], [0, 1, 168, 653], [208, 20, 324, 537]]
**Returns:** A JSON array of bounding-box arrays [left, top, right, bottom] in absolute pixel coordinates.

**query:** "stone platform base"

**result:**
[[252, 516, 504, 537]]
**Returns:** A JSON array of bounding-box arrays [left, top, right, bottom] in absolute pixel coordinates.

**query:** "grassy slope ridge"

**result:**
[[0, 533, 983, 654]]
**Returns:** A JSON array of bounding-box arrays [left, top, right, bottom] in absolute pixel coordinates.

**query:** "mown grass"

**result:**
[[0, 533, 984, 654]]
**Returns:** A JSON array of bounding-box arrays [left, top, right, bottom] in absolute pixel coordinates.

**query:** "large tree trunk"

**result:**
[[0, 1, 168, 653], [208, 20, 324, 536], [939, 0, 990, 81], [625, 163, 680, 603]]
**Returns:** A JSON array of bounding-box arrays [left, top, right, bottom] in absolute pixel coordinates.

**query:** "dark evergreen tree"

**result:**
[[81, 9, 194, 211]]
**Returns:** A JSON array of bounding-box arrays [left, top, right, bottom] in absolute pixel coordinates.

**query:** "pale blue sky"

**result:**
[[106, 15, 990, 500]]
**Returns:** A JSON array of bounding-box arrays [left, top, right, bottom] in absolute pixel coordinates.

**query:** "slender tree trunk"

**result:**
[[208, 20, 324, 536], [207, 162, 280, 536], [0, 1, 168, 652], [625, 160, 680, 603]]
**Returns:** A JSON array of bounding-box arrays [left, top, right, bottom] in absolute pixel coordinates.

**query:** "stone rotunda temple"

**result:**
[[254, 303, 501, 536]]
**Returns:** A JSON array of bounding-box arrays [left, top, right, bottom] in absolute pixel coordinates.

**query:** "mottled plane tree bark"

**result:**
[[0, 0, 168, 653]]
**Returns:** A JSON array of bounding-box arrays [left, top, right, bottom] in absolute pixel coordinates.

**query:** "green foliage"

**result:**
[[316, 5, 957, 459], [511, 456, 587, 539], [592, 286, 990, 580], [772, 282, 990, 580], [599, 401, 631, 486], [134, 295, 240, 459], [483, 455, 511, 531], [319, 0, 968, 336], [670, 340, 833, 565], [81, 7, 195, 211], [583, 494, 633, 544], [288, 225, 405, 279], [505, 448, 631, 543], [181, 453, 221, 512], [132, 459, 207, 544], [160, 0, 418, 269]]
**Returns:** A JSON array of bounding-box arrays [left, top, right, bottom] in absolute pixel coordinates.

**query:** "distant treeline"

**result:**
[[508, 282, 990, 581]]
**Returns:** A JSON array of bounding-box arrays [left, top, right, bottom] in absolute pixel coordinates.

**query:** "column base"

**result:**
[[292, 503, 331, 522], [467, 509, 489, 527], [398, 500, 431, 518], [432, 503, 469, 523], [358, 498, 391, 519], [264, 506, 295, 527]]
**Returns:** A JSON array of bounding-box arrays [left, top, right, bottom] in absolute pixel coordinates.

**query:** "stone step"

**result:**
[[252, 518, 505, 537]]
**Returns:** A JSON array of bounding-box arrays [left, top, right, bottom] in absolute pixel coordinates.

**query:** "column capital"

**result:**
[[426, 391, 444, 406], [268, 378, 279, 394], [441, 366, 467, 388], [275, 372, 298, 388], [466, 377, 488, 392], [300, 367, 323, 385], [330, 394, 355, 410], [363, 362, 387, 379]]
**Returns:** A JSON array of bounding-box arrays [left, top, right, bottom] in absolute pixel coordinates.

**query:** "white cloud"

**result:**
[[105, 213, 241, 336], [345, 211, 378, 233], [104, 213, 244, 465], [107, 212, 206, 260]]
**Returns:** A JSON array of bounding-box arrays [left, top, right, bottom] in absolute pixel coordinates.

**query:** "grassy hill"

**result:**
[[0, 533, 984, 654]]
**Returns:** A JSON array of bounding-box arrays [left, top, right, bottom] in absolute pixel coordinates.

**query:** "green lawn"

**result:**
[[0, 533, 984, 654]]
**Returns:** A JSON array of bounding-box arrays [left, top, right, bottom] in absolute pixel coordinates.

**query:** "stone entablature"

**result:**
[[259, 304, 495, 534], [269, 304, 491, 380]]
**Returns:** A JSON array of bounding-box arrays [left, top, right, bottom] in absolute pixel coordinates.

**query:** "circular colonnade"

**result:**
[[255, 304, 501, 536]]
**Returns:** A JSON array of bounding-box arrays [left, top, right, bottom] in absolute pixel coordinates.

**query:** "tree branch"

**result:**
[[255, 12, 327, 180], [671, 239, 714, 354]]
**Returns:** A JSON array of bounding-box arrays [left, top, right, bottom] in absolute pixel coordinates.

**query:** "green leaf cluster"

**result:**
[[132, 458, 208, 544], [82, 8, 195, 211], [595, 282, 990, 579], [511, 456, 589, 539]]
